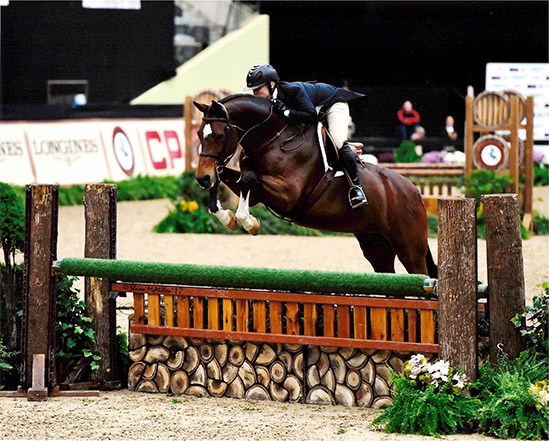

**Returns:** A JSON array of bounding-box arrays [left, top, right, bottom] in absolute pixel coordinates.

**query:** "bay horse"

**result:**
[[194, 94, 437, 277]]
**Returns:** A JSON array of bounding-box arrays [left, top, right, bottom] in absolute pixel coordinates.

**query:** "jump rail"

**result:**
[[53, 258, 440, 353]]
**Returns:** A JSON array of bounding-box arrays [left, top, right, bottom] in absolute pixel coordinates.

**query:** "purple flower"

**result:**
[[533, 149, 544, 165], [421, 151, 446, 164]]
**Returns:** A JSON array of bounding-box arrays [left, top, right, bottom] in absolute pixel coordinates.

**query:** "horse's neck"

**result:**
[[226, 99, 284, 148]]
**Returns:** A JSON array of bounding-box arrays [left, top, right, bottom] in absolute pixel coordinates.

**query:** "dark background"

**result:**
[[261, 1, 548, 137], [1, 1, 547, 139]]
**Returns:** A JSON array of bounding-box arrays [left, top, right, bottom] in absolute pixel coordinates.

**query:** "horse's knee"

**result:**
[[239, 171, 259, 192]]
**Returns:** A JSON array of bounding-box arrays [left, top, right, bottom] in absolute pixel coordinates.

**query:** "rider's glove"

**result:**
[[273, 100, 290, 118]]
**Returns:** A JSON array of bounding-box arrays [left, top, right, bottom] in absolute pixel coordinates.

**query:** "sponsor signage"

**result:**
[[486, 63, 549, 141], [0, 118, 186, 185]]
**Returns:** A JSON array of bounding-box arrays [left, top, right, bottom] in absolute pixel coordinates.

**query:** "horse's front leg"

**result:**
[[207, 182, 239, 231], [235, 171, 261, 235]]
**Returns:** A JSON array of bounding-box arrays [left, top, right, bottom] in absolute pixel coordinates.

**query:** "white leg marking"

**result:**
[[235, 192, 257, 232], [210, 200, 232, 226]]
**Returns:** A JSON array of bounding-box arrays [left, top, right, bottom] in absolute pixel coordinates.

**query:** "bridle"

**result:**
[[199, 103, 279, 172]]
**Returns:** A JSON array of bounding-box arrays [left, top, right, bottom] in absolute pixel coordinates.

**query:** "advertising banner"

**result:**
[[0, 118, 187, 186]]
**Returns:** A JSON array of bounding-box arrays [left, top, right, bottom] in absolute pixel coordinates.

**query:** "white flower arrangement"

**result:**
[[403, 354, 469, 394]]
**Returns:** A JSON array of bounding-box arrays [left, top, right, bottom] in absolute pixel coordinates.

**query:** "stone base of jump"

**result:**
[[128, 332, 408, 408]]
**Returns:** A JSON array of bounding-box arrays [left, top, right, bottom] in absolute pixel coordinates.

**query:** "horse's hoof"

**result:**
[[249, 220, 261, 236]]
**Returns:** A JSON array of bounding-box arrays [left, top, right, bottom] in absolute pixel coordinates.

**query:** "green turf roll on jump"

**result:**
[[53, 257, 434, 298]]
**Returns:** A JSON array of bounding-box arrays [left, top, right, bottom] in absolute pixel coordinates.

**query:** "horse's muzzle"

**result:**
[[196, 174, 215, 189]]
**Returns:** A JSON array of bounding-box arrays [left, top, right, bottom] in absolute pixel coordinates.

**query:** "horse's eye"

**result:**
[[216, 134, 224, 142]]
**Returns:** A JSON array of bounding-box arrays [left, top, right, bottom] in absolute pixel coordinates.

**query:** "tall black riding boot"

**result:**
[[339, 142, 368, 208]]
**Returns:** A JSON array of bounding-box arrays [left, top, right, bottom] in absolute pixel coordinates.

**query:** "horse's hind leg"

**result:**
[[389, 235, 430, 276], [355, 234, 397, 273]]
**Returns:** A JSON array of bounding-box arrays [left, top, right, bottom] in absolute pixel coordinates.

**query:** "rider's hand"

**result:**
[[273, 100, 290, 117]]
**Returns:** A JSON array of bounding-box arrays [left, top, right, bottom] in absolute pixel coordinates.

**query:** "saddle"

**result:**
[[319, 126, 363, 174]]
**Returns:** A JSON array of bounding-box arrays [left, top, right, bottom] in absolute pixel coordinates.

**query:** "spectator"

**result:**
[[396, 100, 421, 139], [442, 115, 458, 141], [410, 126, 426, 142]]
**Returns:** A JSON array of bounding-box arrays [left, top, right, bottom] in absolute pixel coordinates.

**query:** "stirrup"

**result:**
[[348, 185, 368, 208]]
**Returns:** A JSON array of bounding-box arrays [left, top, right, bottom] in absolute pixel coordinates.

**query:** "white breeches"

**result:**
[[325, 101, 350, 149]]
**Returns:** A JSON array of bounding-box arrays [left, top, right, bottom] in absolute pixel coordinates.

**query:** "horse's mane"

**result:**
[[219, 93, 271, 107], [218, 93, 275, 121]]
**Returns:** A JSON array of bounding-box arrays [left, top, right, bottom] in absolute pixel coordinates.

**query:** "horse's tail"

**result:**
[[426, 247, 438, 279]]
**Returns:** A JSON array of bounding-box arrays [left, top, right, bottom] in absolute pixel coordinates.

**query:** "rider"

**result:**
[[244, 64, 368, 208]]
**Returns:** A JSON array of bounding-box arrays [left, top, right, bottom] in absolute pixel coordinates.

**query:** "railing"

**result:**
[[113, 282, 439, 354]]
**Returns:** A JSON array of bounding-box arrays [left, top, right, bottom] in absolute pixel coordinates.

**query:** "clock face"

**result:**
[[473, 135, 509, 172], [113, 127, 135, 176], [480, 144, 502, 167]]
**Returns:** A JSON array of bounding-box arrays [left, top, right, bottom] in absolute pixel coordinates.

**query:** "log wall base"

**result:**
[[129, 333, 408, 408]]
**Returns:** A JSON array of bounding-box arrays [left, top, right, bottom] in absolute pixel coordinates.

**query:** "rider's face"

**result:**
[[253, 84, 271, 98]]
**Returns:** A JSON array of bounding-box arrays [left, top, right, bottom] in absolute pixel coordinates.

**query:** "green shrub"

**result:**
[[533, 163, 549, 186], [373, 354, 480, 436], [58, 185, 86, 206], [7, 175, 181, 206], [472, 351, 548, 440], [534, 211, 549, 235], [105, 175, 179, 201], [394, 140, 421, 163], [0, 340, 18, 390], [55, 275, 101, 383], [116, 328, 129, 387], [464, 169, 514, 204], [463, 170, 532, 239], [427, 214, 438, 237], [512, 282, 548, 359], [0, 183, 25, 388]]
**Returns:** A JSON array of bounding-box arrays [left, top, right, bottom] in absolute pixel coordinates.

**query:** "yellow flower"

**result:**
[[188, 201, 199, 212], [179, 200, 188, 211], [529, 381, 549, 408]]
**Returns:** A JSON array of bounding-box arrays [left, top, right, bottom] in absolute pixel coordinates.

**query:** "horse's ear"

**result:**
[[210, 100, 229, 119], [193, 101, 209, 114]]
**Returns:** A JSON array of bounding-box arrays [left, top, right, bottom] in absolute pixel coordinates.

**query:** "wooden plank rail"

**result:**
[[378, 163, 465, 213], [111, 282, 440, 353]]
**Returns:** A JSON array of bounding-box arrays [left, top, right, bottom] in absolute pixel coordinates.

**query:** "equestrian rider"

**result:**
[[244, 64, 368, 208]]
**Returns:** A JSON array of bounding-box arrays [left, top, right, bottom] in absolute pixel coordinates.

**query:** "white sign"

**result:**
[[0, 118, 187, 186], [485, 63, 549, 141]]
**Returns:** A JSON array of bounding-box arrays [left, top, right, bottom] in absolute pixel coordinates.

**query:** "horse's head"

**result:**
[[194, 100, 240, 189]]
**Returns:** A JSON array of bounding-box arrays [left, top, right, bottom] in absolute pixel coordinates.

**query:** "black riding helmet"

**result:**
[[244, 64, 280, 91]]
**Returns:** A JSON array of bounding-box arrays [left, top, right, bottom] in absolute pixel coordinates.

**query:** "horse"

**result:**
[[194, 94, 437, 278]]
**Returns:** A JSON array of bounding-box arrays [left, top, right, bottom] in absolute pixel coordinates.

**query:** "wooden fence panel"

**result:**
[[337, 305, 351, 338], [323, 305, 335, 337], [303, 304, 316, 336], [286, 303, 300, 335], [148, 294, 161, 326], [194, 297, 204, 329], [208, 298, 219, 330], [270, 301, 283, 334], [164, 296, 174, 327], [177, 297, 190, 328], [254, 300, 266, 333], [371, 307, 387, 340], [391, 308, 405, 342], [223, 299, 233, 331], [236, 299, 249, 332]]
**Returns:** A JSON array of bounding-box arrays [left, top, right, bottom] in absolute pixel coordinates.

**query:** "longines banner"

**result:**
[[0, 119, 186, 185]]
